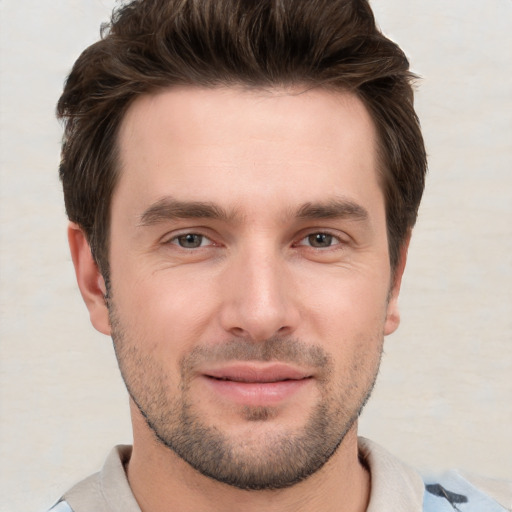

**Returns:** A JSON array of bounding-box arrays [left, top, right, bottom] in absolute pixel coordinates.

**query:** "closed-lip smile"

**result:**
[[200, 363, 313, 406], [205, 363, 311, 382]]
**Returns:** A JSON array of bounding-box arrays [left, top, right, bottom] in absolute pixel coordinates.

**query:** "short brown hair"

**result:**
[[57, 0, 427, 277]]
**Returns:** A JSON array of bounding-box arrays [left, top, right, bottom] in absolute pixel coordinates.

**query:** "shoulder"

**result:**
[[48, 445, 138, 512], [359, 437, 511, 512]]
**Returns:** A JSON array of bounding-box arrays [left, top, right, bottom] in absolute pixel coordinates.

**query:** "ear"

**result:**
[[384, 233, 411, 336], [68, 222, 111, 335]]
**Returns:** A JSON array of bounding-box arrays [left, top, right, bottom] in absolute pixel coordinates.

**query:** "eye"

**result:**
[[170, 233, 211, 249], [297, 232, 341, 248]]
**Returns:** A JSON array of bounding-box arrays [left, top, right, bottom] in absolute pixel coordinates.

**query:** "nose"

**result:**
[[218, 245, 300, 342]]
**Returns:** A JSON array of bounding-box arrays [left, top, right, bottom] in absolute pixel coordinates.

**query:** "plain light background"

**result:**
[[0, 1, 511, 511]]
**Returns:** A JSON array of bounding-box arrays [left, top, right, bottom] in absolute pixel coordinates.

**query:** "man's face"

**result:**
[[100, 87, 402, 489]]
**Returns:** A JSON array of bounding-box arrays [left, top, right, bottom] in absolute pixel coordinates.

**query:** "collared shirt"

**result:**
[[48, 438, 511, 512]]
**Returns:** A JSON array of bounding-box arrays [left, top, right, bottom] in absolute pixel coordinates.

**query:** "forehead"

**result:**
[[114, 86, 381, 218]]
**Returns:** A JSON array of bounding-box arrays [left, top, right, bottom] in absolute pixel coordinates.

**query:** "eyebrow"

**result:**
[[296, 199, 369, 222], [138, 196, 369, 227], [139, 197, 236, 226]]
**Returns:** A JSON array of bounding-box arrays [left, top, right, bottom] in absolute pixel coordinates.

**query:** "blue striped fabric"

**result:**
[[423, 471, 508, 512], [48, 501, 74, 512]]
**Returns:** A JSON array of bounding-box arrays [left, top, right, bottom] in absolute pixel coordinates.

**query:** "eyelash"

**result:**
[[295, 232, 344, 249], [164, 230, 345, 251], [167, 232, 214, 249]]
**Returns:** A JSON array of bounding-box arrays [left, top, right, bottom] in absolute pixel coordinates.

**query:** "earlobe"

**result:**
[[384, 234, 411, 336], [68, 222, 111, 335]]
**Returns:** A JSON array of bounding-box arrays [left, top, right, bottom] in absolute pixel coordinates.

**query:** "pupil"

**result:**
[[310, 233, 332, 247], [180, 234, 201, 248]]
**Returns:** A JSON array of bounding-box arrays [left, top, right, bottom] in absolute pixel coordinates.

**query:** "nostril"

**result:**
[[277, 325, 294, 336], [229, 326, 246, 337]]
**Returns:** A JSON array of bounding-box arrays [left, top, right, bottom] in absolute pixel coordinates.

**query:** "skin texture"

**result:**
[[69, 86, 408, 512]]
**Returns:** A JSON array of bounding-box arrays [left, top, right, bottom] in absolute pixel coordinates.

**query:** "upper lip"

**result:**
[[203, 363, 312, 383]]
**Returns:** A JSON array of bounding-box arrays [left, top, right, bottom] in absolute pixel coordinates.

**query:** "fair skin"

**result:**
[[69, 87, 408, 512]]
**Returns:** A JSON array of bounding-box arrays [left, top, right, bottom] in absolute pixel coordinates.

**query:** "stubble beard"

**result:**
[[108, 303, 383, 491]]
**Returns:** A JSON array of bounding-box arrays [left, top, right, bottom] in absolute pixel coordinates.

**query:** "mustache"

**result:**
[[179, 336, 333, 379]]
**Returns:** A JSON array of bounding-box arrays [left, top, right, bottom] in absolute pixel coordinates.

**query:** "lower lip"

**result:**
[[203, 377, 311, 406]]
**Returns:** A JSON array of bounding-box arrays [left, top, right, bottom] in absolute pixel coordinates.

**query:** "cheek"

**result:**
[[297, 269, 390, 337], [111, 263, 220, 350]]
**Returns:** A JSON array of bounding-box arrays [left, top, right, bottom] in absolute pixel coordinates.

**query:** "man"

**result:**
[[50, 0, 510, 511]]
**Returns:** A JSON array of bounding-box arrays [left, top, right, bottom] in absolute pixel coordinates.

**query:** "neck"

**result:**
[[126, 405, 370, 512]]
